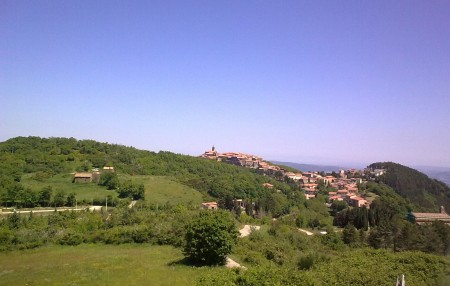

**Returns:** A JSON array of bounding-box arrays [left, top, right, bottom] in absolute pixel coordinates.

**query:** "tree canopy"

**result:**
[[369, 162, 450, 211]]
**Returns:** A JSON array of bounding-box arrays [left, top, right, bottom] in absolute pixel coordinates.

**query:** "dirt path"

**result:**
[[225, 225, 262, 269], [239, 225, 261, 237], [226, 257, 247, 269], [298, 228, 314, 236]]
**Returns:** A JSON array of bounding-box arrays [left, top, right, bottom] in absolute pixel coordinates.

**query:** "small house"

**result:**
[[201, 202, 218, 210], [73, 172, 93, 183]]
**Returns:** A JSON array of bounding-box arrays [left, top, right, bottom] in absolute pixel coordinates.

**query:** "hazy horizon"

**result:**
[[2, 1, 450, 168]]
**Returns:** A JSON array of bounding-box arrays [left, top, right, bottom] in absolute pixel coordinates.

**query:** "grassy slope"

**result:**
[[21, 173, 116, 202], [121, 175, 204, 205], [21, 173, 204, 206], [0, 244, 227, 285]]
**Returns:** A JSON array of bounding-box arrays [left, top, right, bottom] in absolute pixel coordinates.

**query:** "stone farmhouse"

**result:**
[[73, 172, 93, 183]]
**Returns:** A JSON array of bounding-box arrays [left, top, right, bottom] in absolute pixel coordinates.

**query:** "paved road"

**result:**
[[1, 206, 104, 215], [1, 208, 84, 215]]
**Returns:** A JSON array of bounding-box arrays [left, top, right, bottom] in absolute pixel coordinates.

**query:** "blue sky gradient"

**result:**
[[1, 1, 450, 167]]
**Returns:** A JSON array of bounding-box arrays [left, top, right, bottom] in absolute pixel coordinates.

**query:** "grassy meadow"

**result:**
[[20, 173, 204, 206], [21, 173, 116, 203], [0, 244, 228, 285], [125, 175, 204, 206]]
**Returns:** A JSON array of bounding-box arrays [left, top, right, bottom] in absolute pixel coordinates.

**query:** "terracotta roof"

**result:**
[[201, 202, 218, 206]]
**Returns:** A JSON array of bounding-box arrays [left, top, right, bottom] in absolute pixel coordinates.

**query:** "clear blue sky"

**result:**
[[1, 1, 450, 167]]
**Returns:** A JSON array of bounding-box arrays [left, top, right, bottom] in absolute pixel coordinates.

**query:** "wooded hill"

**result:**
[[0, 136, 291, 205], [1, 137, 449, 284], [369, 162, 450, 212]]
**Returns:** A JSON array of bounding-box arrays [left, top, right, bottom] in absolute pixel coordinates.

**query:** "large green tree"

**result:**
[[184, 210, 237, 265]]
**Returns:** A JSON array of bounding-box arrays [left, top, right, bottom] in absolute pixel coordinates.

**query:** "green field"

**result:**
[[120, 175, 204, 206], [21, 173, 205, 206], [0, 244, 227, 285], [21, 173, 116, 203]]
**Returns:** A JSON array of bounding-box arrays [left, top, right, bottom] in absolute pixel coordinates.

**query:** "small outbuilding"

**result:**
[[73, 172, 93, 183], [201, 202, 218, 210]]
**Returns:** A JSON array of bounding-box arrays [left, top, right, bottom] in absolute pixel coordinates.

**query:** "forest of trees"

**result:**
[[369, 162, 450, 211], [0, 137, 289, 204]]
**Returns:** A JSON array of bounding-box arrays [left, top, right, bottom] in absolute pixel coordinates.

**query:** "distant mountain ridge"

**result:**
[[424, 171, 450, 187], [270, 161, 345, 173], [415, 166, 450, 187]]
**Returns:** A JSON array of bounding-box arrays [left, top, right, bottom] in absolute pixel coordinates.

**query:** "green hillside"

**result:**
[[369, 162, 450, 211], [0, 137, 449, 285], [121, 175, 203, 206], [20, 173, 117, 204], [0, 136, 291, 210]]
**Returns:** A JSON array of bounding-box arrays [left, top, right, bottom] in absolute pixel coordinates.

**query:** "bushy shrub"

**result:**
[[184, 210, 238, 265], [58, 229, 84, 246]]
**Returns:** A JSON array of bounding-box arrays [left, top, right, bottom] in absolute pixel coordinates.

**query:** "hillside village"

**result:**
[[200, 146, 387, 210], [201, 147, 450, 226]]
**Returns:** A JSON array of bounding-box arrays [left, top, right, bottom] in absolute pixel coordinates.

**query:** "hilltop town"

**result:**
[[200, 146, 388, 209]]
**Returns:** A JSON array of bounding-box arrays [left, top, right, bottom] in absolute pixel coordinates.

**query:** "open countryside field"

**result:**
[[121, 175, 204, 206], [21, 173, 117, 203], [20, 174, 204, 207], [0, 244, 227, 285]]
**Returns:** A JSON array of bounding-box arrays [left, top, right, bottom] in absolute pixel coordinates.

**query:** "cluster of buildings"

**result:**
[[200, 147, 373, 208], [200, 147, 450, 225], [201, 146, 269, 170], [297, 170, 369, 207], [72, 166, 114, 183], [202, 147, 450, 225]]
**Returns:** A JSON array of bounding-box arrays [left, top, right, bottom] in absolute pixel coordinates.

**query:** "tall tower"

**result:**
[[212, 145, 215, 152]]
